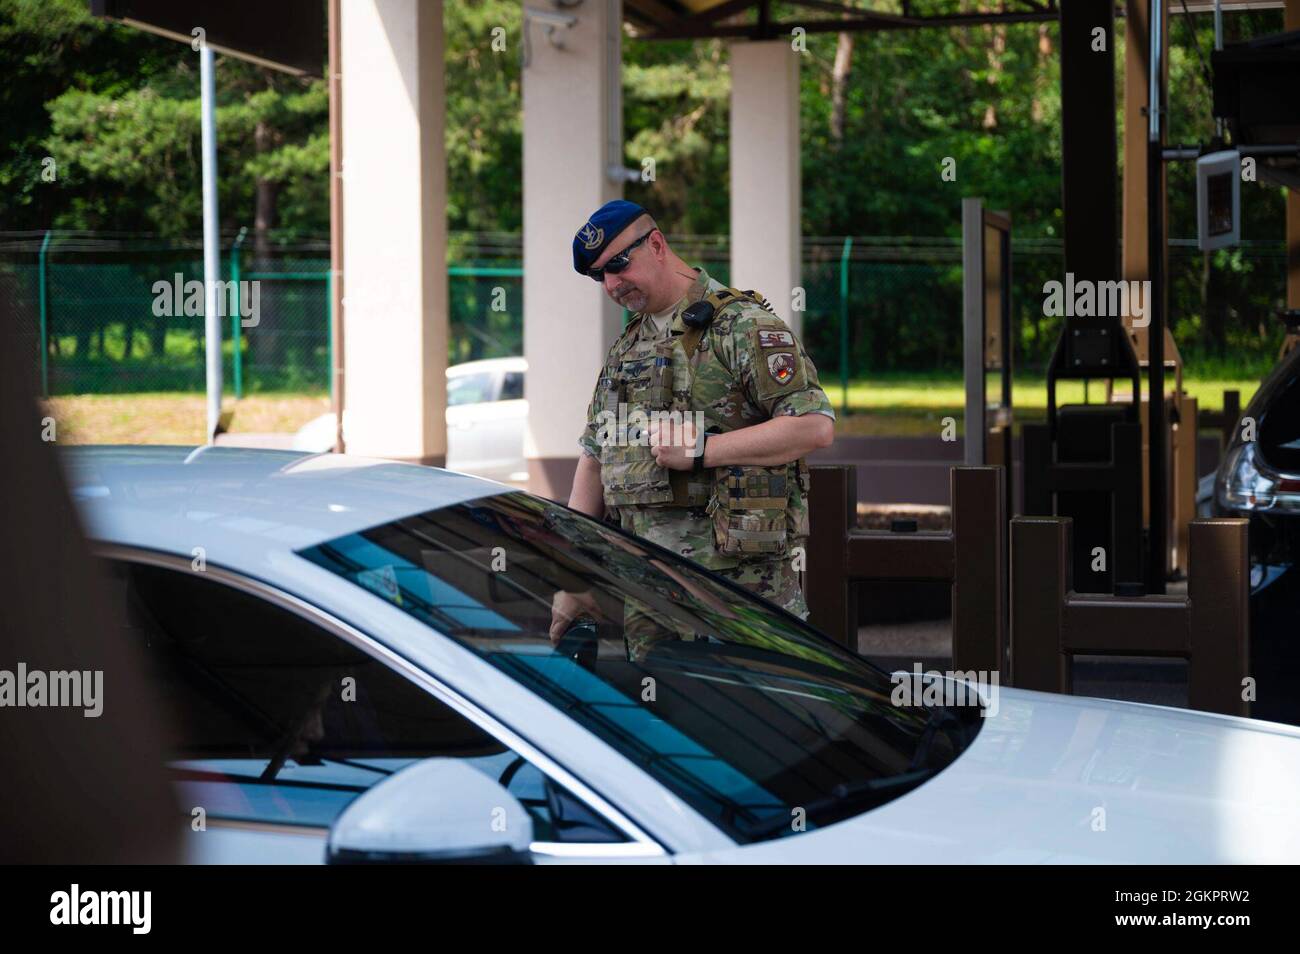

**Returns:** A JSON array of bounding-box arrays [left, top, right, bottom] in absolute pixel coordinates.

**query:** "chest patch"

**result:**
[[758, 329, 794, 349], [767, 352, 797, 385]]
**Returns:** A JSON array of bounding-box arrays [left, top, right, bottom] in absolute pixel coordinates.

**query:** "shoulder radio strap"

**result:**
[[679, 286, 773, 359]]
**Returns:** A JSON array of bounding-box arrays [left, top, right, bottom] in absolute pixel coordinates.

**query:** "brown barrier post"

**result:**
[[1009, 516, 1072, 693], [1187, 519, 1250, 716], [952, 467, 1005, 675], [1009, 514, 1249, 716], [807, 464, 1005, 672], [806, 466, 857, 648]]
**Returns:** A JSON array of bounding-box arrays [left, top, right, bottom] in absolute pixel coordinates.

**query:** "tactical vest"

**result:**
[[598, 285, 812, 558]]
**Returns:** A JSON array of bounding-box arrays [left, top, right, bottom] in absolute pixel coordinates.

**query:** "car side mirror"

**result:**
[[326, 758, 534, 864]]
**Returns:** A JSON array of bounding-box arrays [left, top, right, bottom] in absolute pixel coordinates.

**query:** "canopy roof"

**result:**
[[91, 0, 1285, 75]]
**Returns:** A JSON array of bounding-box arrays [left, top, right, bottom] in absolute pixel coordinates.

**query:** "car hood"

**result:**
[[682, 687, 1300, 864]]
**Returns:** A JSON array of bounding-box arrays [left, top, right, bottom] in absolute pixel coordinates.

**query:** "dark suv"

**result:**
[[1215, 345, 1300, 725]]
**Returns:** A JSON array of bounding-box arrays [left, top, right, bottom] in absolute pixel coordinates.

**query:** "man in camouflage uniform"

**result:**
[[549, 200, 835, 658]]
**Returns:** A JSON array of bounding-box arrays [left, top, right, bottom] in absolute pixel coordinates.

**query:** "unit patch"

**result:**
[[767, 352, 797, 385]]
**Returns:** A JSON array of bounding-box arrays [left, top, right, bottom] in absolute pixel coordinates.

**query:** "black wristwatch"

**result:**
[[693, 430, 708, 472]]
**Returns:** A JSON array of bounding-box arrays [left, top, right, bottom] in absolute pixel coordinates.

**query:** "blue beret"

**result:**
[[573, 200, 648, 275]]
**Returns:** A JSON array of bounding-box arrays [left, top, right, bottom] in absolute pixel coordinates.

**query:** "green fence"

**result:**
[[2, 232, 335, 397], [0, 230, 1287, 399]]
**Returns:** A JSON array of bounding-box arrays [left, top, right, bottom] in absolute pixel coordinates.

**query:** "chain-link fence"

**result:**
[[0, 231, 332, 397], [1, 230, 1287, 399], [448, 232, 523, 364]]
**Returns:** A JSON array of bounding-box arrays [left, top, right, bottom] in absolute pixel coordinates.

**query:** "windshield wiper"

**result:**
[[908, 705, 971, 773], [744, 768, 937, 839]]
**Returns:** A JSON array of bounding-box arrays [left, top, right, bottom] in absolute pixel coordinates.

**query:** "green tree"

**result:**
[[443, 0, 522, 235], [44, 55, 328, 239], [0, 0, 174, 230]]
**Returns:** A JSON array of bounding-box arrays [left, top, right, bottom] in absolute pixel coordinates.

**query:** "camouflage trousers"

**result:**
[[616, 505, 808, 661]]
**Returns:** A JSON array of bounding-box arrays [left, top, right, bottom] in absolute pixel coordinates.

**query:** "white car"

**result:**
[[63, 445, 1300, 864], [291, 358, 528, 485], [446, 357, 527, 484]]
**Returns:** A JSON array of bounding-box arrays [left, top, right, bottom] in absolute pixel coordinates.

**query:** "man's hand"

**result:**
[[548, 590, 606, 647], [648, 417, 701, 471]]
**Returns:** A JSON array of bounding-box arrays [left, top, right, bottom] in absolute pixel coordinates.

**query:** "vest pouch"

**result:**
[[710, 463, 791, 556], [600, 418, 674, 508], [624, 354, 673, 410], [786, 457, 811, 540], [601, 351, 674, 508]]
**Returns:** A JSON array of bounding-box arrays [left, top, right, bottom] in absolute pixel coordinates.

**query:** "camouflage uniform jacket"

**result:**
[[578, 266, 834, 609]]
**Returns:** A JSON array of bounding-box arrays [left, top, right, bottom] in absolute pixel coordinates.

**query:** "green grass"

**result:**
[[47, 392, 330, 445], [44, 328, 330, 394], [823, 373, 1259, 411], [43, 371, 1265, 444], [824, 373, 1260, 437]]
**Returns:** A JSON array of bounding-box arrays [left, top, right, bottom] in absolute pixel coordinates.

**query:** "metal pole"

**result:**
[[839, 236, 851, 417], [961, 198, 983, 466], [37, 229, 51, 398], [231, 226, 246, 400], [328, 0, 345, 454], [327, 268, 335, 406], [1214, 0, 1225, 138], [200, 43, 222, 444], [1147, 0, 1167, 594]]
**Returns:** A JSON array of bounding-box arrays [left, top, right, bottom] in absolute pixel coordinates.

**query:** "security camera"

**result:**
[[524, 6, 578, 29], [521, 4, 580, 67]]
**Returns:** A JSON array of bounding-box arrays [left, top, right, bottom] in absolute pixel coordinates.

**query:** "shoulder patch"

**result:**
[[766, 351, 798, 385], [758, 329, 794, 349]]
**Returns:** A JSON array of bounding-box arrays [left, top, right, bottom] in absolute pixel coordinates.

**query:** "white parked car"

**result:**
[[446, 357, 528, 484], [63, 445, 1300, 864], [291, 358, 528, 486]]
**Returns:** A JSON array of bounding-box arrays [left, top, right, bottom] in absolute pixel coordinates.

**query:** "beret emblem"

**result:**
[[579, 222, 604, 250]]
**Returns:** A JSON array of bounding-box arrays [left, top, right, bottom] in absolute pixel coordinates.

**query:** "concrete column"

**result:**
[[730, 40, 802, 336], [522, 0, 622, 499], [340, 0, 448, 464]]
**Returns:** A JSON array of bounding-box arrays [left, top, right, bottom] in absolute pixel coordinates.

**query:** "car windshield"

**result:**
[[446, 372, 496, 406], [299, 492, 981, 843]]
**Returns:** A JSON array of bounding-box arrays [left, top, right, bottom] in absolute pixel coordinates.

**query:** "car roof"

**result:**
[[447, 356, 527, 376], [60, 445, 510, 564]]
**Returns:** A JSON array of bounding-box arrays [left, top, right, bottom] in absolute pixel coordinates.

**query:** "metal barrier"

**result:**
[[1021, 415, 1144, 593], [805, 464, 1005, 674], [1010, 515, 1250, 716], [1197, 388, 1242, 449]]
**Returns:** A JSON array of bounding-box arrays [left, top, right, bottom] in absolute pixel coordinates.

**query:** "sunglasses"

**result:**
[[588, 230, 656, 282]]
